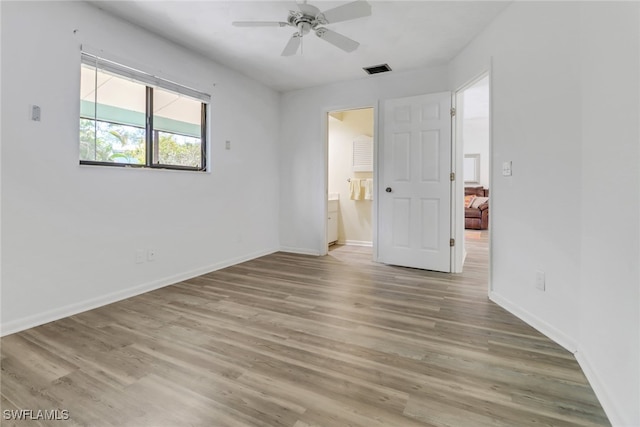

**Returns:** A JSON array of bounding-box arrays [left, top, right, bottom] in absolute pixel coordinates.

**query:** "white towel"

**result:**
[[363, 179, 373, 200], [349, 179, 362, 200]]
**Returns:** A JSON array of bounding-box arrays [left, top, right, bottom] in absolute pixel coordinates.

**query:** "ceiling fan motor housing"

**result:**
[[287, 11, 319, 35]]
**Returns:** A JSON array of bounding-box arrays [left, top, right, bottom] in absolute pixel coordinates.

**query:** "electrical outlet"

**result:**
[[225, 140, 231, 150], [135, 249, 145, 264], [147, 248, 156, 262], [535, 270, 546, 291]]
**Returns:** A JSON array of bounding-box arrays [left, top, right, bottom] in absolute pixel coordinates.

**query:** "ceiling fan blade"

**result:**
[[233, 21, 289, 27], [281, 33, 301, 56], [320, 1, 371, 24], [315, 28, 359, 52]]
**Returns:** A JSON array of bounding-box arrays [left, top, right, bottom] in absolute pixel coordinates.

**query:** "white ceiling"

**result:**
[[90, 1, 510, 93]]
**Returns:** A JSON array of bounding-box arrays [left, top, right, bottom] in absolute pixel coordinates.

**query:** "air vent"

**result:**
[[363, 63, 392, 75]]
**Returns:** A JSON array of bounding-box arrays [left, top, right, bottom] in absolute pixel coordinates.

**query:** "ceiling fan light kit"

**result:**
[[232, 1, 371, 56]]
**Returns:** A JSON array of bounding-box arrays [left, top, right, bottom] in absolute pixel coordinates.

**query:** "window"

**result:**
[[79, 52, 209, 171]]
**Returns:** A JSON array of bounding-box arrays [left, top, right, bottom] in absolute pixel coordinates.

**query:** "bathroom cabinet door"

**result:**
[[328, 201, 339, 244]]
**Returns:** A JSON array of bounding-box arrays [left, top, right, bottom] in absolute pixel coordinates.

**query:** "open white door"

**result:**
[[378, 92, 452, 272]]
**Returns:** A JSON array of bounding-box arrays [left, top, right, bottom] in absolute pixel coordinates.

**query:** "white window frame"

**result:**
[[79, 51, 211, 171]]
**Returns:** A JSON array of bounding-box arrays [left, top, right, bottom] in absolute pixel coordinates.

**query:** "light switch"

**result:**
[[502, 161, 512, 176], [535, 270, 546, 291], [31, 105, 41, 121]]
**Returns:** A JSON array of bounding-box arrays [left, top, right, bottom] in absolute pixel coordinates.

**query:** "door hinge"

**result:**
[[450, 172, 455, 181], [450, 107, 456, 117], [450, 238, 455, 247]]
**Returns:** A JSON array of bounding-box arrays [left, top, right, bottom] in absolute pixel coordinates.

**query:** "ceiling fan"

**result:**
[[232, 1, 371, 56]]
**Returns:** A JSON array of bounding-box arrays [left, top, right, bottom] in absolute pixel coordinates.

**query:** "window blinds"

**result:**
[[80, 51, 211, 103]]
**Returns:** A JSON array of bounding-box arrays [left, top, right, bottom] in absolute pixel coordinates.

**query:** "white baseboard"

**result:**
[[0, 248, 277, 337], [339, 240, 373, 247], [575, 350, 628, 427], [279, 246, 322, 256], [489, 291, 578, 353]]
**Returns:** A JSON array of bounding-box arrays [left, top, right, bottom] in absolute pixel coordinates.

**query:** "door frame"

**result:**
[[452, 70, 493, 290], [321, 103, 377, 256]]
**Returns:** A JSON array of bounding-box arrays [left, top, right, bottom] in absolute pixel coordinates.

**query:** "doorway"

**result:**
[[326, 107, 374, 251], [456, 74, 491, 279]]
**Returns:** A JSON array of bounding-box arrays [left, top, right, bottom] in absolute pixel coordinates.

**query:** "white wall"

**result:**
[[578, 3, 639, 426], [280, 66, 450, 254], [449, 2, 639, 425], [0, 1, 281, 334], [328, 108, 373, 245], [452, 0, 583, 349]]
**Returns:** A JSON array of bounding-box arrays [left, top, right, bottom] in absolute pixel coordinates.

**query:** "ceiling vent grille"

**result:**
[[363, 63, 392, 75]]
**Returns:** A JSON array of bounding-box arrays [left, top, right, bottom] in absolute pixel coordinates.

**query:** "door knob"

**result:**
[[385, 187, 392, 193]]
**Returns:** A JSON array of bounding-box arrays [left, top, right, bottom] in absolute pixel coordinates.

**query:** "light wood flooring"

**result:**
[[1, 231, 609, 426]]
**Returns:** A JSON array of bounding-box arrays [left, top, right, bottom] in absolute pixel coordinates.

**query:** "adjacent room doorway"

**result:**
[[455, 74, 491, 283], [326, 107, 374, 251]]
